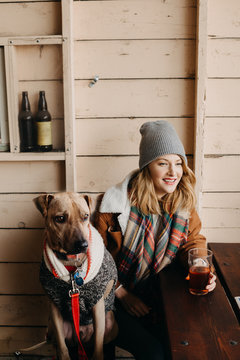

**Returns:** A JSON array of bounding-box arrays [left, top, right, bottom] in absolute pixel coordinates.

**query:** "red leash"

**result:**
[[71, 292, 88, 359], [69, 275, 88, 360], [69, 225, 92, 359]]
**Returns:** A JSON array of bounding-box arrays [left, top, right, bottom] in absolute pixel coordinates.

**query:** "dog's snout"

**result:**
[[74, 240, 88, 253]]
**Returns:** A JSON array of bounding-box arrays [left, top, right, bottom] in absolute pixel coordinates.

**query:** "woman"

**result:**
[[94, 120, 216, 359]]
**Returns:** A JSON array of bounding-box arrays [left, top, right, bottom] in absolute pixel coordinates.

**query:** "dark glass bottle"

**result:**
[[18, 91, 35, 152], [35, 90, 52, 152]]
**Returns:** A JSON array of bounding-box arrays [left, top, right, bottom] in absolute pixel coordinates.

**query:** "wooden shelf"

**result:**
[[0, 0, 75, 190], [0, 35, 64, 47], [0, 151, 65, 161]]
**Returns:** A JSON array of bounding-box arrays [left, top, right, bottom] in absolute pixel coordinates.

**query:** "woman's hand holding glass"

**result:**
[[206, 272, 217, 292]]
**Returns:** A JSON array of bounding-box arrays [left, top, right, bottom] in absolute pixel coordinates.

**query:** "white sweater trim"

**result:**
[[99, 170, 138, 235], [44, 225, 104, 284]]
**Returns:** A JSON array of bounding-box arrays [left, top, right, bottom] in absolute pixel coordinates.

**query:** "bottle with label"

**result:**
[[35, 90, 52, 151], [18, 91, 35, 152]]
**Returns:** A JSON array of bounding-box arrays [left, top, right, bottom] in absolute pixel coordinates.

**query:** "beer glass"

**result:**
[[188, 248, 213, 295]]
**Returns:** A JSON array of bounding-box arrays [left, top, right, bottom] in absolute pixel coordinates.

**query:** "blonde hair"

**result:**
[[129, 157, 196, 215]]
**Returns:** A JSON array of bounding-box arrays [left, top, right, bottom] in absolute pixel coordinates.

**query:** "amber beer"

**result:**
[[189, 266, 210, 295], [188, 248, 213, 296]]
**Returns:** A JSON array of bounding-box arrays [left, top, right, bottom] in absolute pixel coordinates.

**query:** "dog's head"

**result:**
[[33, 192, 92, 257]]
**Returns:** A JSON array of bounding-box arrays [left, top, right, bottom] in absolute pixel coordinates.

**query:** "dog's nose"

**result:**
[[74, 240, 88, 253]]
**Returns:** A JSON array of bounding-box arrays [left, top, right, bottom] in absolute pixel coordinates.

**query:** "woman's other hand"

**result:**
[[206, 272, 217, 292], [115, 286, 151, 317]]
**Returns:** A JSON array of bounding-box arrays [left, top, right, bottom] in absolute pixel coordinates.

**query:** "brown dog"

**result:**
[[34, 192, 118, 360]]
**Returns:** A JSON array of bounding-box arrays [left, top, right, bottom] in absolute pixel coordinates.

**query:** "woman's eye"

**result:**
[[158, 162, 167, 166], [176, 163, 183, 166], [55, 215, 66, 224]]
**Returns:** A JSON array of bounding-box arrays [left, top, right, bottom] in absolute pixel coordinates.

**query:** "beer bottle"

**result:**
[[18, 91, 35, 152], [35, 91, 52, 151]]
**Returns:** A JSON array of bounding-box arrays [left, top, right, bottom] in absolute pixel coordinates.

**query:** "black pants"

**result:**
[[114, 300, 166, 360]]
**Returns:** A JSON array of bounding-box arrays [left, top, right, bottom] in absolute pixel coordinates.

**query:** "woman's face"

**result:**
[[148, 154, 183, 199]]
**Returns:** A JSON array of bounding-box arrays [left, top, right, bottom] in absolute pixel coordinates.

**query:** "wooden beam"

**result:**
[[194, 0, 208, 214], [0, 46, 9, 151], [4, 35, 63, 46], [62, 0, 76, 191], [4, 44, 19, 153]]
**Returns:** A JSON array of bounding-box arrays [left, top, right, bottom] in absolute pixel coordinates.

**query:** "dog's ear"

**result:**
[[84, 195, 92, 212], [33, 194, 54, 217]]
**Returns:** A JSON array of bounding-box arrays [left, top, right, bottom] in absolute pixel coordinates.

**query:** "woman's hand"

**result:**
[[206, 272, 217, 292], [115, 286, 151, 317]]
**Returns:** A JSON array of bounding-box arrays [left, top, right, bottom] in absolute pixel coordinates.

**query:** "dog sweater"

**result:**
[[40, 246, 117, 325]]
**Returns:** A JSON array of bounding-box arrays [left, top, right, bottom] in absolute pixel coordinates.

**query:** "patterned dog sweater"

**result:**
[[40, 247, 117, 325]]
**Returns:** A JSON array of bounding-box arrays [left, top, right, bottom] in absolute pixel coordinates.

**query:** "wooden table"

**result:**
[[209, 242, 240, 324], [158, 243, 240, 360]]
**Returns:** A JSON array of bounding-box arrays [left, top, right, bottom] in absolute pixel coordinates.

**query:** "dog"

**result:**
[[33, 192, 118, 360]]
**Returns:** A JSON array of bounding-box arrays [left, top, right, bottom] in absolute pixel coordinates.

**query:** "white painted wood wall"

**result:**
[[202, 0, 240, 243], [0, 0, 239, 355]]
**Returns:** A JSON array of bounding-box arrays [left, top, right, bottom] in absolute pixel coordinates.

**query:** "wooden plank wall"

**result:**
[[201, 0, 240, 243], [73, 0, 196, 193], [0, 0, 64, 355], [0, 0, 197, 355]]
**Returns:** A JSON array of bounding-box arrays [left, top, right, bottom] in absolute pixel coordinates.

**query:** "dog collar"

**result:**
[[63, 266, 86, 287]]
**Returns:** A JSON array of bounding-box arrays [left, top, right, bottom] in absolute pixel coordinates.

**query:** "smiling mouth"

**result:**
[[163, 178, 177, 184]]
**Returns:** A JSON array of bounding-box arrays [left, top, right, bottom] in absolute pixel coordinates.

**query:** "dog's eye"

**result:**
[[83, 214, 89, 221], [54, 215, 66, 224]]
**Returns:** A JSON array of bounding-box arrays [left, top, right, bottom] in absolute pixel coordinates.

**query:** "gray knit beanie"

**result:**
[[139, 120, 187, 170]]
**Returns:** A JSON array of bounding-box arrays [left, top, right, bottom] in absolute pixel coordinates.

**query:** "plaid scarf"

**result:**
[[118, 206, 189, 289]]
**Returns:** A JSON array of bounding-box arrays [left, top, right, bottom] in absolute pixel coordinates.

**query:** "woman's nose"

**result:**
[[168, 165, 176, 175]]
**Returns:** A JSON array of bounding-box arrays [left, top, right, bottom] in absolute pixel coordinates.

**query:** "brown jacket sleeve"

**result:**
[[94, 211, 124, 289], [176, 208, 206, 270], [94, 211, 123, 263]]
